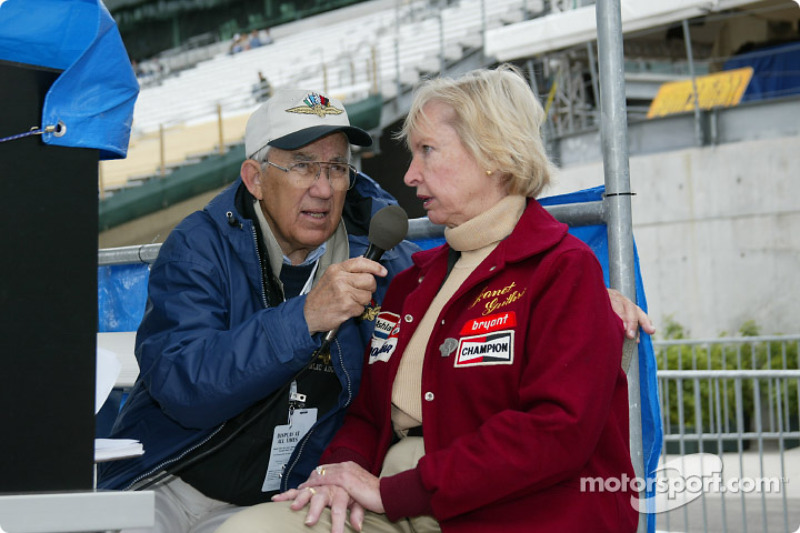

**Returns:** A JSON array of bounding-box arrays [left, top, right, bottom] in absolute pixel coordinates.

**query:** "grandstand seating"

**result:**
[[100, 0, 530, 192]]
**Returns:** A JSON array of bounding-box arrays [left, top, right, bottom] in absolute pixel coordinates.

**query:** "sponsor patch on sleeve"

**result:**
[[455, 330, 514, 367], [369, 311, 400, 364]]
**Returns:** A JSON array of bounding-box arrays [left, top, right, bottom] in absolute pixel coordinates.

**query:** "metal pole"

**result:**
[[370, 45, 379, 94], [98, 164, 106, 200], [395, 0, 402, 110], [595, 1, 645, 531], [682, 19, 703, 146], [585, 41, 600, 126], [217, 103, 225, 155], [439, 7, 446, 74], [526, 59, 536, 93], [480, 0, 486, 60], [159, 124, 166, 176]]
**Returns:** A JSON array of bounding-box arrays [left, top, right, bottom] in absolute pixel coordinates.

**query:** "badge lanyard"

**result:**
[[262, 381, 318, 492], [261, 259, 321, 491], [298, 259, 320, 297]]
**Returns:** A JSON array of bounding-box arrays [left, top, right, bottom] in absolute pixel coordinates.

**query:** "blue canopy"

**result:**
[[0, 0, 138, 159]]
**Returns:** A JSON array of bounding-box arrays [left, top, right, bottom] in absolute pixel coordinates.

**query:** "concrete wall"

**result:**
[[546, 135, 800, 338]]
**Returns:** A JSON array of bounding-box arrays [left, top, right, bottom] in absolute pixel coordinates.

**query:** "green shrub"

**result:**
[[656, 318, 798, 434]]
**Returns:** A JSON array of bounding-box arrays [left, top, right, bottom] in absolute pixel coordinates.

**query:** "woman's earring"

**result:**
[[485, 170, 492, 176]]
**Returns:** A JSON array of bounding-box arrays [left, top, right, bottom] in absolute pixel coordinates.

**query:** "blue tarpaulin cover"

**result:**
[[0, 0, 138, 159], [97, 186, 661, 529], [540, 186, 662, 530], [724, 41, 800, 102]]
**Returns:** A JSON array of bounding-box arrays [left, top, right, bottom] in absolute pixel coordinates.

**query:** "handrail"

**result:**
[[657, 369, 800, 379], [98, 201, 606, 266], [653, 335, 800, 346]]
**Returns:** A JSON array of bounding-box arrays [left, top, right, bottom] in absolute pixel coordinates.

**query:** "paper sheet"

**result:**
[[96, 346, 121, 414], [95, 438, 144, 462]]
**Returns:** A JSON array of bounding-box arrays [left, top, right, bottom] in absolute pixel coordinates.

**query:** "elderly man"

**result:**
[[98, 90, 419, 533]]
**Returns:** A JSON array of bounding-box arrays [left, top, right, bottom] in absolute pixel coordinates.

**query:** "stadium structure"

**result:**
[[99, 0, 799, 339], [0, 1, 797, 531]]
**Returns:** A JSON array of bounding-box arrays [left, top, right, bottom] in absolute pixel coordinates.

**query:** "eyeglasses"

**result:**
[[264, 160, 358, 191]]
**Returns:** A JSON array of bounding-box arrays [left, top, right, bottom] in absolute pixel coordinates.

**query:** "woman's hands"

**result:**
[[272, 462, 384, 533], [606, 288, 656, 341]]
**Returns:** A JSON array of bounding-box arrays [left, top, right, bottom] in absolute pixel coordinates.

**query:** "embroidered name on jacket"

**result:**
[[369, 311, 400, 364], [455, 330, 515, 367], [469, 281, 527, 316]]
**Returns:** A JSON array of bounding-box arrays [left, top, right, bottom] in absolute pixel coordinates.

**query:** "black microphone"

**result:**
[[318, 204, 409, 355], [363, 204, 410, 263]]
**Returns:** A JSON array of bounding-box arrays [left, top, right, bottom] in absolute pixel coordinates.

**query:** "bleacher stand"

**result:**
[[100, 0, 533, 193]]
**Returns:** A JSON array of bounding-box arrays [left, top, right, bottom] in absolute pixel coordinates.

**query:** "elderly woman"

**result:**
[[217, 65, 639, 532]]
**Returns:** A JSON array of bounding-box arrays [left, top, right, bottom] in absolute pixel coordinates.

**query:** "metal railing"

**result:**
[[97, 201, 605, 266], [654, 335, 800, 533]]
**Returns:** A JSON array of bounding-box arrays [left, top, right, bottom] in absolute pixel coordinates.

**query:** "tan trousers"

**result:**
[[122, 476, 240, 533], [214, 437, 440, 533]]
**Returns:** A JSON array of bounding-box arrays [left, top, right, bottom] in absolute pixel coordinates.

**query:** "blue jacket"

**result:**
[[98, 175, 417, 496]]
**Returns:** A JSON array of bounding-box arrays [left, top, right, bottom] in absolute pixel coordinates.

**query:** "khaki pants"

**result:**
[[122, 476, 240, 533], [214, 437, 440, 533]]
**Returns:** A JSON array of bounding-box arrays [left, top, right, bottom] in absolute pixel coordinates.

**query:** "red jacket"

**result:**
[[321, 199, 637, 532]]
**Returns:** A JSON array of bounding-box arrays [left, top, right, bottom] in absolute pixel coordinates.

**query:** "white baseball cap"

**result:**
[[245, 90, 372, 158]]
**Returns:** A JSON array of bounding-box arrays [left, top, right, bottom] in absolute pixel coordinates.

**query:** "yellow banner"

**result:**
[[647, 67, 754, 119]]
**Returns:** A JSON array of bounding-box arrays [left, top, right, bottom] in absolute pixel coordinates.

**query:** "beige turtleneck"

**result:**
[[391, 194, 527, 432]]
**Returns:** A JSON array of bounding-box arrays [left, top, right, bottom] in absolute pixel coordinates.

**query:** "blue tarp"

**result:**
[[724, 41, 800, 102], [0, 0, 138, 159], [98, 263, 151, 333], [540, 186, 662, 531], [97, 186, 661, 529]]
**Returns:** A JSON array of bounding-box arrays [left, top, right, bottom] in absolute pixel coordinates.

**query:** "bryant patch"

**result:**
[[459, 311, 517, 336], [455, 330, 514, 367], [370, 312, 400, 364]]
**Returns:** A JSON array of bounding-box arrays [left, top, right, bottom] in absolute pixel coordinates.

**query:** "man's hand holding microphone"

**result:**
[[303, 205, 409, 339]]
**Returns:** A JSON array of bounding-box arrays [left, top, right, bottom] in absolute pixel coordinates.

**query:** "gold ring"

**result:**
[[316, 466, 326, 476], [308, 487, 316, 495]]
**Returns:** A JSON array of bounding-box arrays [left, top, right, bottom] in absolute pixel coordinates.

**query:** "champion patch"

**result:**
[[370, 312, 400, 364], [455, 330, 514, 367], [459, 311, 517, 336]]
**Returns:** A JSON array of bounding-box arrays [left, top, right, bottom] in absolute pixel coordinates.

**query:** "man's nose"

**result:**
[[309, 165, 334, 196]]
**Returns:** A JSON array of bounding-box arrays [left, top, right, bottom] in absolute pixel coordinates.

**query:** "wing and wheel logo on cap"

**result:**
[[286, 93, 344, 118]]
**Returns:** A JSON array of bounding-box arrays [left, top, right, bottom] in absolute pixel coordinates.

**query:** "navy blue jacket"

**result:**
[[98, 175, 417, 495]]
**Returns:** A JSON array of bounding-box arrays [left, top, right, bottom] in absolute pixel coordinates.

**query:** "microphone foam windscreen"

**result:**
[[368, 204, 409, 251]]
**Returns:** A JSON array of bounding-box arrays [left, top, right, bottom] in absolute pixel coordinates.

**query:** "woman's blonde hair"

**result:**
[[397, 64, 555, 198]]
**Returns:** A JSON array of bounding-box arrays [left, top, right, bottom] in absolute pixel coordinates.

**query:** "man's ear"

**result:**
[[241, 159, 263, 200]]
